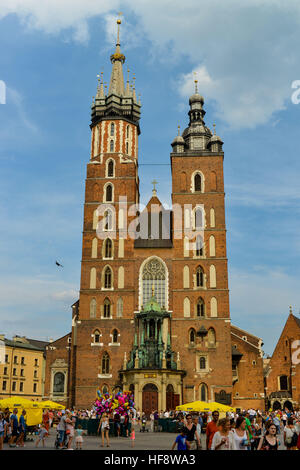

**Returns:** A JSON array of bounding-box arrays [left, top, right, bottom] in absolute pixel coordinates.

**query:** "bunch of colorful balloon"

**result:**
[[94, 390, 135, 416]]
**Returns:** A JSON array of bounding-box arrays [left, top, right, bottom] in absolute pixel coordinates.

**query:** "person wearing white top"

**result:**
[[211, 418, 236, 450], [232, 416, 250, 450]]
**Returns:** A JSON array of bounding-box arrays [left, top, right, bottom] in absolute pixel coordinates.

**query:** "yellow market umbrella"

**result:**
[[34, 400, 65, 410], [0, 396, 39, 410], [176, 401, 236, 413], [0, 397, 43, 426], [176, 401, 212, 412]]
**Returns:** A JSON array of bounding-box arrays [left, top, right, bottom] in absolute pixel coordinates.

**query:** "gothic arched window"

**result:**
[[104, 268, 112, 289], [196, 266, 204, 287], [105, 184, 113, 202], [117, 297, 123, 317], [104, 238, 112, 258], [110, 123, 115, 136], [110, 140, 114, 152], [194, 173, 202, 192], [194, 208, 203, 229], [197, 297, 205, 317], [112, 329, 118, 343], [279, 375, 288, 391], [90, 298, 97, 318], [94, 329, 100, 343], [200, 383, 208, 401], [126, 142, 129, 154], [189, 329, 196, 344], [107, 159, 114, 177], [141, 258, 167, 308], [104, 209, 113, 231], [102, 353, 110, 374], [208, 328, 216, 346], [196, 235, 203, 256], [103, 298, 111, 317]]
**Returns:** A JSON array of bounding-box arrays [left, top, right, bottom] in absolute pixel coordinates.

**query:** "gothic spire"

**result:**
[[108, 19, 125, 97]]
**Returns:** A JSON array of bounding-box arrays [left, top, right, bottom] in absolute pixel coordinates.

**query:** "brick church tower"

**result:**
[[69, 21, 234, 411]]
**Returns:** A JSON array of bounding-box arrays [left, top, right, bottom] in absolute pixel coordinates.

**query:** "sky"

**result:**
[[0, 0, 300, 356]]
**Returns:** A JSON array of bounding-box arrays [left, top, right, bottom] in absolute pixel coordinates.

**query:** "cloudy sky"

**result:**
[[0, 0, 300, 355]]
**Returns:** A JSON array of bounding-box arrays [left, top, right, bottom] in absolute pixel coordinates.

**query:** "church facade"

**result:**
[[44, 22, 265, 413]]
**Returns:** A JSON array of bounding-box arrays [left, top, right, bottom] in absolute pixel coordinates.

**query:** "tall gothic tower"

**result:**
[[71, 20, 142, 406], [170, 83, 233, 404]]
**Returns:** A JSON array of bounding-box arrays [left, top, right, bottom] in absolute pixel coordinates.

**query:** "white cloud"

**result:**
[[1, 1, 300, 128]]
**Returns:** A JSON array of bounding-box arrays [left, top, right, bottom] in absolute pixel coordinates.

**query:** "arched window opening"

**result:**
[[126, 142, 129, 154], [200, 383, 207, 401], [126, 125, 129, 138], [196, 235, 203, 256], [200, 357, 206, 370], [195, 208, 203, 229], [189, 329, 196, 344], [141, 258, 167, 308], [104, 238, 112, 258], [110, 140, 114, 152], [102, 385, 109, 395], [106, 184, 113, 202], [102, 353, 110, 374], [117, 297, 123, 317], [194, 173, 202, 192], [196, 266, 204, 287], [104, 209, 113, 231], [110, 123, 115, 136], [197, 298, 205, 317], [94, 330, 100, 343], [104, 267, 112, 289], [107, 160, 114, 177], [90, 298, 97, 318], [208, 328, 216, 347], [112, 329, 118, 343], [103, 298, 111, 317]]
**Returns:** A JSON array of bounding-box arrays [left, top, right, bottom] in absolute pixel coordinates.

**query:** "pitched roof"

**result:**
[[292, 314, 300, 329]]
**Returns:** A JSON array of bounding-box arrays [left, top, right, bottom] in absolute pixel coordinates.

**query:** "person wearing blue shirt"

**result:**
[[16, 410, 26, 447], [172, 429, 187, 450], [9, 408, 19, 447]]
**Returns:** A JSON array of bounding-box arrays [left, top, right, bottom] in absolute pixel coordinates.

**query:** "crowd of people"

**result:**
[[1, 404, 300, 451], [172, 408, 300, 450]]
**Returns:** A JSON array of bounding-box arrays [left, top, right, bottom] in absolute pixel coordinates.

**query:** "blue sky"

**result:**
[[0, 1, 300, 356]]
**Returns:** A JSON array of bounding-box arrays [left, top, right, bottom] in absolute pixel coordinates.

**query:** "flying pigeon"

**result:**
[[55, 261, 64, 267]]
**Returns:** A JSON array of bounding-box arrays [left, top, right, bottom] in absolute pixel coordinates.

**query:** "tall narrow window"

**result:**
[[117, 297, 123, 317], [102, 353, 110, 374], [104, 238, 112, 258], [196, 297, 205, 317], [210, 265, 216, 288], [189, 329, 196, 344], [196, 266, 204, 287], [104, 267, 112, 289], [94, 329, 100, 343], [90, 298, 97, 318], [200, 383, 208, 401], [104, 209, 113, 231], [141, 258, 166, 308], [196, 235, 203, 256], [90, 268, 96, 289], [126, 142, 129, 154], [107, 159, 114, 177], [200, 357, 206, 369], [126, 125, 129, 138], [112, 329, 118, 343], [208, 328, 216, 347], [105, 184, 113, 202], [195, 208, 203, 229], [92, 237, 98, 258], [110, 123, 115, 136], [194, 173, 202, 191], [110, 140, 114, 152], [103, 298, 111, 318]]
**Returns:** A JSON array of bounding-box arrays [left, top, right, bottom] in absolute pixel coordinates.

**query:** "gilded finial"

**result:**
[[178, 125, 180, 136], [116, 12, 123, 44], [193, 72, 198, 93], [289, 305, 293, 314], [213, 123, 216, 135], [151, 179, 158, 196]]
